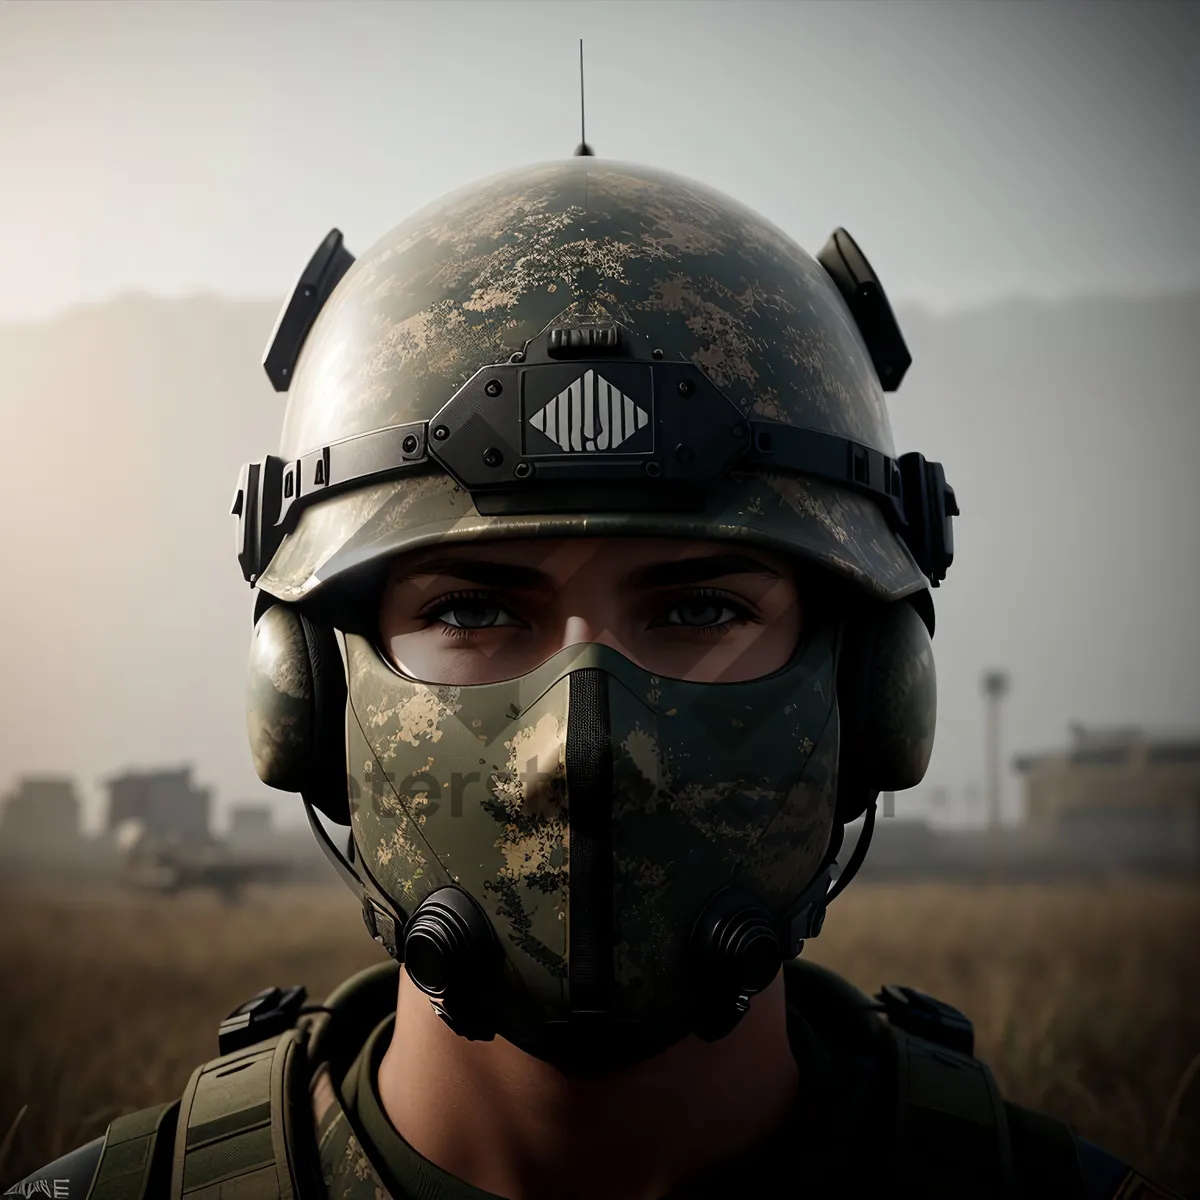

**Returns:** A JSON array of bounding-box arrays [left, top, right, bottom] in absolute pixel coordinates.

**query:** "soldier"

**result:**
[[17, 158, 1180, 1199]]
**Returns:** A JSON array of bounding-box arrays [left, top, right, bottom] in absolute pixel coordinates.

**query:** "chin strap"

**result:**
[[302, 794, 407, 959], [783, 799, 879, 957], [827, 799, 878, 905]]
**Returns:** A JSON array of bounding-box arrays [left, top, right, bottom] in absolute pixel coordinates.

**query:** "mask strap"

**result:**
[[783, 798, 878, 957], [826, 798, 878, 905], [302, 793, 407, 957]]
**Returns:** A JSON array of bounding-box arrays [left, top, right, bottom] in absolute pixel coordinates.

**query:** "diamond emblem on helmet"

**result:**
[[528, 369, 648, 452]]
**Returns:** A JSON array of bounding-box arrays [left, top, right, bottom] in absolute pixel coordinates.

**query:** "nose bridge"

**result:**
[[517, 640, 657, 718]]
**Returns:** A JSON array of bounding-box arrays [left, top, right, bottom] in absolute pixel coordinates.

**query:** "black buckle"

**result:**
[[876, 984, 974, 1056], [783, 865, 833, 957], [898, 453, 959, 586], [218, 984, 307, 1055], [361, 897, 401, 958], [231, 457, 285, 586]]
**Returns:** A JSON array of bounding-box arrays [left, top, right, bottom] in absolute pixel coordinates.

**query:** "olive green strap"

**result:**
[[1006, 1104, 1086, 1200], [86, 1102, 179, 1200], [168, 1028, 317, 1200], [892, 1027, 1017, 1199]]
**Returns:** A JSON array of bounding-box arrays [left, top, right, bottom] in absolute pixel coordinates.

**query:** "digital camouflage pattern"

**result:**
[[314, 1065, 394, 1200], [343, 632, 840, 1037], [255, 158, 928, 606]]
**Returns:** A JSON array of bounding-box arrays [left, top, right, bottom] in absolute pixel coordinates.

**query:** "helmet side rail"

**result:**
[[232, 356, 958, 590]]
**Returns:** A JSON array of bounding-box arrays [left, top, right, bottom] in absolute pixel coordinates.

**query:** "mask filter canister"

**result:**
[[403, 885, 501, 1041]]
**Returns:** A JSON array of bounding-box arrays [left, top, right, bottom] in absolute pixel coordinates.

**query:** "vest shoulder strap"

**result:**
[[167, 1026, 320, 1200], [85, 1102, 179, 1200], [891, 1025, 1018, 1199], [890, 1026, 1093, 1199], [1006, 1103, 1087, 1200], [86, 964, 399, 1200]]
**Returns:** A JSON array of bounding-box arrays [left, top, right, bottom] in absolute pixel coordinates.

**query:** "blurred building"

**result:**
[[104, 766, 211, 843], [1014, 724, 1200, 869], [224, 800, 332, 882], [854, 817, 942, 879], [0, 776, 83, 852], [228, 803, 273, 843]]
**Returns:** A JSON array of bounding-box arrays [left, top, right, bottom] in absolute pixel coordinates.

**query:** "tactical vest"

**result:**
[[73, 959, 1090, 1200]]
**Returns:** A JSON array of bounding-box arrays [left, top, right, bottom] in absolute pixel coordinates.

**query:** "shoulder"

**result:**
[[7, 1102, 177, 1200], [1006, 1102, 1186, 1199], [9, 966, 397, 1200], [785, 959, 1183, 1199], [7, 1137, 105, 1200]]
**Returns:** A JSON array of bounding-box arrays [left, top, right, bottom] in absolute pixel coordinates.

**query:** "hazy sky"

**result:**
[[1, 0, 1198, 323], [1, 1, 1198, 838]]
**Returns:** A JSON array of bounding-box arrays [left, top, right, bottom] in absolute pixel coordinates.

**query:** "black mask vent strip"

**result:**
[[565, 669, 614, 1014]]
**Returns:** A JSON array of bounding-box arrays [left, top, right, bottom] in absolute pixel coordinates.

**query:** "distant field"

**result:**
[[1, 880, 1197, 1195]]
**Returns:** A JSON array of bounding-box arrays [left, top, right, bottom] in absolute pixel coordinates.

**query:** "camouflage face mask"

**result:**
[[343, 623, 840, 1068]]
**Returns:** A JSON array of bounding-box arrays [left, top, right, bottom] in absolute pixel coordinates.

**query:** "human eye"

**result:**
[[655, 588, 759, 632], [419, 589, 525, 632]]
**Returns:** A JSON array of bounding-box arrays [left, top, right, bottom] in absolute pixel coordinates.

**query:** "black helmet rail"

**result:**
[[234, 323, 957, 590]]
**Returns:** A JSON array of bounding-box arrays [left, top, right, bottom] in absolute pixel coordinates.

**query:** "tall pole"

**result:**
[[573, 41, 594, 157], [981, 669, 1011, 878]]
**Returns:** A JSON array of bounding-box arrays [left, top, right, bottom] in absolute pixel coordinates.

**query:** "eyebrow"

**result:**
[[627, 554, 783, 589]]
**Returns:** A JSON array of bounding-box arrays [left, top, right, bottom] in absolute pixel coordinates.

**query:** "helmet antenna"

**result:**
[[574, 39, 594, 156]]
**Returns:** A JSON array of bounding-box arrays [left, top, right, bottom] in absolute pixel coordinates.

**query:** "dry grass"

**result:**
[[804, 882, 1200, 1193], [1, 880, 1197, 1195]]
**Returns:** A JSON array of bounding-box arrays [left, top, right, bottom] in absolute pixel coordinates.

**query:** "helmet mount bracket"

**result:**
[[240, 308, 957, 591], [262, 229, 356, 393], [817, 227, 912, 392]]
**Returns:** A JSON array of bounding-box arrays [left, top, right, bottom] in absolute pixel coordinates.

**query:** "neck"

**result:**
[[377, 969, 799, 1200]]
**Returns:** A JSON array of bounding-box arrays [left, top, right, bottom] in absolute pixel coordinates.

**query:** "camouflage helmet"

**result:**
[[236, 158, 955, 1069], [238, 158, 953, 609]]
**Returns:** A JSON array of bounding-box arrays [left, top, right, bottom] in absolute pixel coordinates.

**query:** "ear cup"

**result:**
[[835, 599, 937, 825], [245, 604, 350, 824], [870, 600, 937, 792]]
